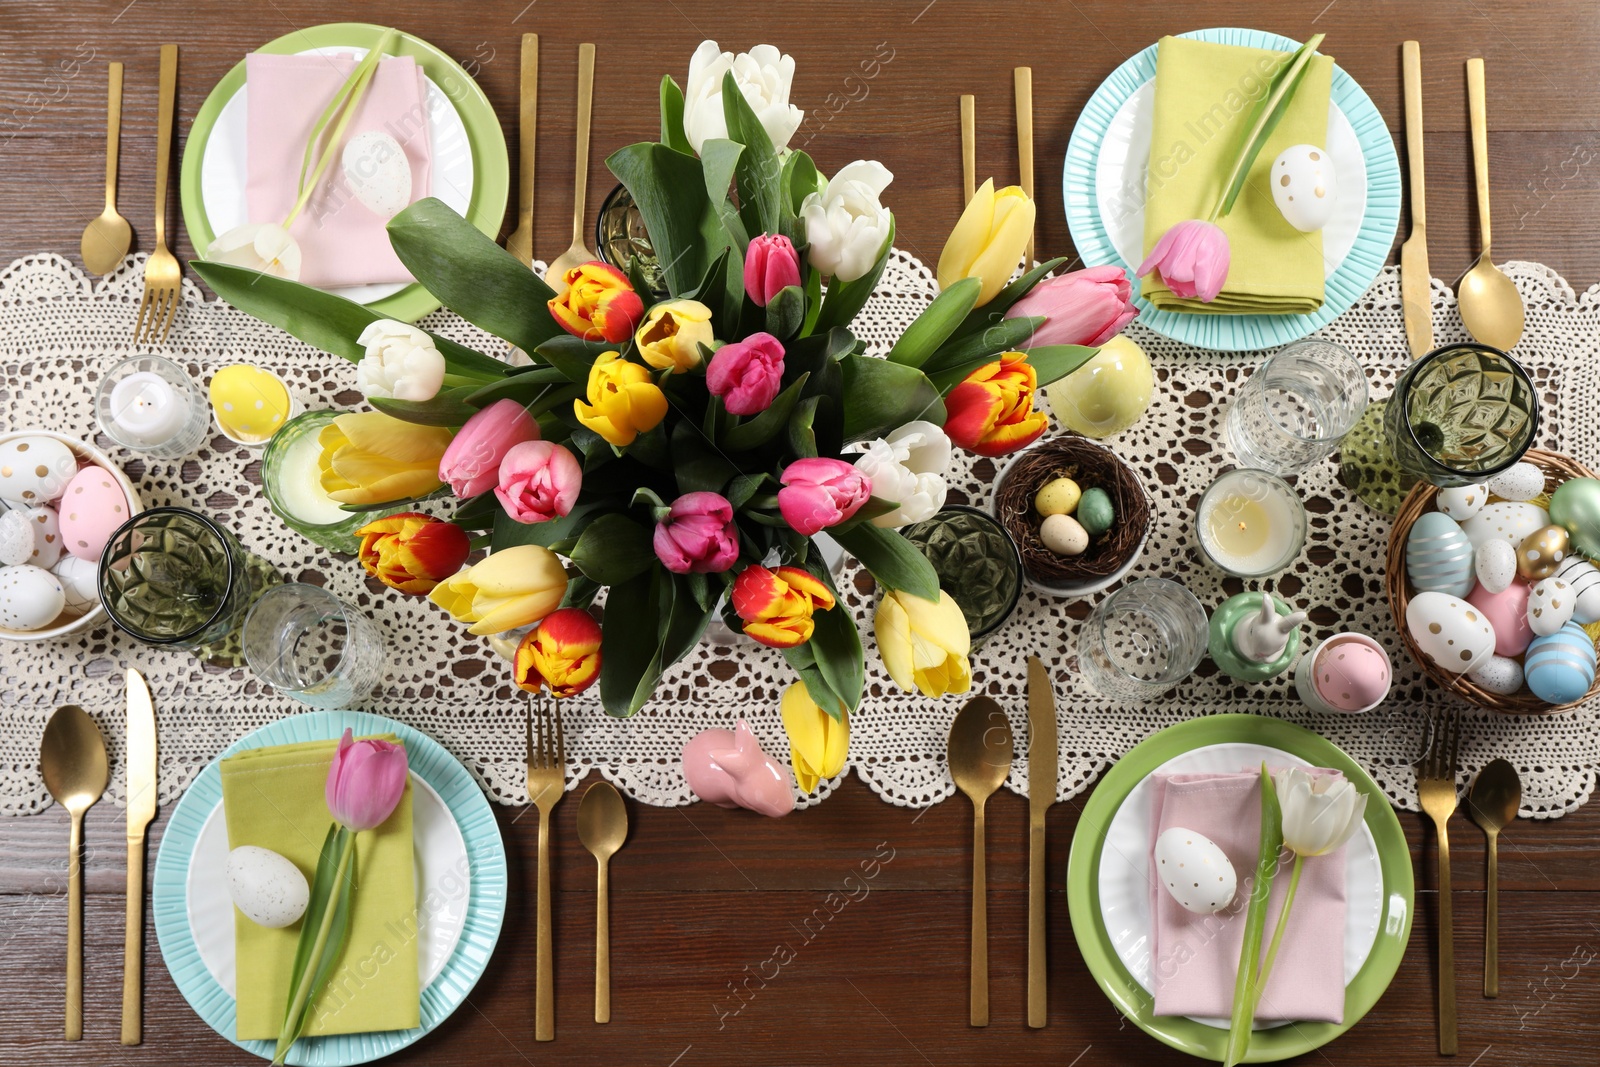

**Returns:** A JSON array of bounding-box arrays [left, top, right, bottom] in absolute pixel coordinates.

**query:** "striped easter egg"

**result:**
[[1524, 622, 1598, 705]]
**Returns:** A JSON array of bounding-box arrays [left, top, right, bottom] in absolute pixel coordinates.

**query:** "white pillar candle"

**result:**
[[1196, 469, 1307, 577], [274, 428, 350, 527], [107, 371, 188, 446]]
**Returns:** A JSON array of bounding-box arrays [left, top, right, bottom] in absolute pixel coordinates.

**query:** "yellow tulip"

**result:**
[[317, 411, 452, 506], [573, 351, 669, 447], [935, 178, 1037, 306], [635, 299, 715, 374], [427, 544, 569, 635], [780, 681, 849, 793], [874, 588, 972, 698]]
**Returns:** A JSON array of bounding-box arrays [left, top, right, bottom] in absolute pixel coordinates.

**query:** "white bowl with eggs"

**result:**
[[0, 430, 143, 641]]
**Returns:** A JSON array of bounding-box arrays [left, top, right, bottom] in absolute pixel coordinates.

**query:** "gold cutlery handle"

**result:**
[[571, 43, 595, 249], [153, 44, 178, 251], [66, 813, 84, 1041], [104, 62, 124, 213], [970, 801, 988, 1027], [1435, 814, 1457, 1055], [517, 35, 538, 261], [535, 808, 554, 1041], [1402, 43, 1424, 231], [959, 95, 975, 205], [1014, 68, 1034, 267], [1027, 819, 1046, 1028], [595, 858, 611, 1023], [1466, 58, 1491, 256], [121, 831, 146, 1044], [1484, 829, 1499, 998]]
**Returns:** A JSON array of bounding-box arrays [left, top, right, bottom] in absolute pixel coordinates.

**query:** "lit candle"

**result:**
[[1196, 469, 1307, 577], [273, 425, 349, 527], [107, 371, 188, 446]]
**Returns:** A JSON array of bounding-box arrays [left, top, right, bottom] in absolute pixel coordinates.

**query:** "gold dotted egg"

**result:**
[[1518, 524, 1571, 581]]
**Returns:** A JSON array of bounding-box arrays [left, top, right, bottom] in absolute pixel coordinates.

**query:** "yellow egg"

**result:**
[[209, 364, 292, 443], [1045, 334, 1154, 438], [1034, 477, 1082, 517]]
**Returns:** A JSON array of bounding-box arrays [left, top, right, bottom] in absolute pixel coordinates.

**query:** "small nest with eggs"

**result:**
[[994, 435, 1150, 589]]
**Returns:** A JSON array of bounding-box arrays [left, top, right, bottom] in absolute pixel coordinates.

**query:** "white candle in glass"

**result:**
[[107, 371, 188, 446], [274, 428, 349, 527], [1197, 469, 1307, 577]]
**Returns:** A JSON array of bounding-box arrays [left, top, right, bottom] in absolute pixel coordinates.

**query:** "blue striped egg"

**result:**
[[1523, 622, 1597, 705], [1406, 512, 1476, 598]]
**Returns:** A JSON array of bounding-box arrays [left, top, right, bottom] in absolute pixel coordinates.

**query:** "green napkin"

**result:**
[[1140, 36, 1334, 314], [221, 736, 420, 1041]]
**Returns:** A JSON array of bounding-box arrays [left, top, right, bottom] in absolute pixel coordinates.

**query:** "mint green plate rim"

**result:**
[[179, 22, 510, 324], [152, 710, 508, 1065], [1065, 714, 1415, 1062]]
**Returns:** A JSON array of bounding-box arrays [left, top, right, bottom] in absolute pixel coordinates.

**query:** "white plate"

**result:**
[[198, 46, 475, 304], [1097, 742, 1383, 1030], [1095, 81, 1368, 282], [186, 771, 470, 996]]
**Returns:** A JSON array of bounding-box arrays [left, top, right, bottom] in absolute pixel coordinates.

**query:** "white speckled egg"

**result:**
[[0, 564, 66, 631], [51, 555, 99, 613], [57, 466, 130, 561], [1488, 462, 1546, 502], [226, 845, 310, 929], [0, 435, 77, 507], [19, 506, 61, 569], [1270, 144, 1338, 232], [1406, 590, 1496, 674], [1040, 513, 1089, 556], [1528, 577, 1576, 637], [1462, 501, 1550, 550], [1475, 537, 1518, 594], [1405, 511, 1476, 598], [1436, 483, 1489, 521], [343, 130, 413, 220], [1469, 654, 1526, 696], [1154, 827, 1237, 914], [1524, 622, 1597, 705], [1554, 556, 1600, 624], [0, 510, 32, 566]]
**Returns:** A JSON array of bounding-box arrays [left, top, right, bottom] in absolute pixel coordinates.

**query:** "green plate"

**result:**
[[1065, 714, 1414, 1062], [179, 22, 509, 323]]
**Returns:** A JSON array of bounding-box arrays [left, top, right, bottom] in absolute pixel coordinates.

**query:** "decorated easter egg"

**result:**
[[0, 564, 66, 631], [0, 435, 76, 507], [1468, 654, 1526, 696], [1528, 577, 1576, 637], [1488, 462, 1546, 502], [1475, 537, 1518, 594], [1405, 511, 1476, 598], [1270, 144, 1339, 232], [1467, 581, 1533, 656], [1044, 335, 1154, 438], [1406, 590, 1496, 674], [1034, 477, 1082, 517], [1313, 635, 1391, 712], [343, 130, 413, 220], [226, 845, 310, 928], [18, 506, 62, 569], [57, 466, 130, 561], [51, 555, 99, 613], [1436, 483, 1489, 522], [1154, 827, 1237, 914], [1040, 513, 1089, 556], [1462, 501, 1550, 550], [1077, 487, 1115, 537], [1524, 622, 1598, 705], [1517, 524, 1571, 581], [1553, 556, 1600, 624], [1549, 477, 1600, 559], [0, 510, 32, 566], [209, 364, 292, 444]]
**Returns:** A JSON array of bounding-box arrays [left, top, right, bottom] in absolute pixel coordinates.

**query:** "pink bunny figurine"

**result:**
[[681, 719, 796, 817]]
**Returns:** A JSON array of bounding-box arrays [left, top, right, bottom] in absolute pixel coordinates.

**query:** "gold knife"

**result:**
[[120, 668, 157, 1045], [1026, 656, 1057, 1028], [1400, 41, 1433, 358]]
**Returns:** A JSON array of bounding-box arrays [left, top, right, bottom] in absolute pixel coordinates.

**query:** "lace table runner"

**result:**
[[3, 251, 1598, 819]]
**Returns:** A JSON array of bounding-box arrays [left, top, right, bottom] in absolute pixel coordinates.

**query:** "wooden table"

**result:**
[[4, 1, 1600, 1063]]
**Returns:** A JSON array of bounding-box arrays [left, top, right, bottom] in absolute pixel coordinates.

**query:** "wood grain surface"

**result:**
[[4, 1, 1600, 1064]]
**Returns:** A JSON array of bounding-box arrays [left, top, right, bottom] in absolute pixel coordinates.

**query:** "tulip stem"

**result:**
[[282, 29, 395, 229], [273, 827, 356, 1065], [1247, 851, 1305, 1024]]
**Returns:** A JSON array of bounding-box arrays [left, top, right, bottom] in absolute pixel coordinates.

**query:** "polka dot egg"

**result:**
[[1154, 827, 1237, 915], [1524, 622, 1598, 705], [0, 435, 76, 507], [0, 563, 66, 631], [210, 364, 292, 444], [57, 465, 129, 561], [1405, 590, 1496, 675], [1270, 144, 1339, 232]]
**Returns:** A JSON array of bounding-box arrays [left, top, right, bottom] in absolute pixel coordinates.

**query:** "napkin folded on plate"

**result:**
[[1140, 36, 1334, 314], [221, 736, 420, 1041], [245, 52, 433, 289], [1147, 769, 1347, 1023]]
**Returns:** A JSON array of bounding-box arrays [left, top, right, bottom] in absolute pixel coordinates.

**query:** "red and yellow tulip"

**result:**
[[548, 261, 644, 343], [942, 351, 1049, 457], [514, 607, 603, 697], [731, 564, 836, 648], [355, 512, 470, 595], [573, 351, 669, 447]]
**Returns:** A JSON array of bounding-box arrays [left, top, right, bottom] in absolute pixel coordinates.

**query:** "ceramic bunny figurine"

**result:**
[[681, 719, 795, 817], [1232, 592, 1309, 663]]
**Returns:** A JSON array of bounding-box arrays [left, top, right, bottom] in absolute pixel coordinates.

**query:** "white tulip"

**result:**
[[205, 222, 302, 280], [355, 320, 447, 402], [800, 160, 894, 283], [1275, 766, 1368, 857], [846, 420, 950, 528], [682, 40, 803, 155]]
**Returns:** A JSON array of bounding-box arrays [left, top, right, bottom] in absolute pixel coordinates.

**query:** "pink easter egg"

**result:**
[[1467, 581, 1533, 657], [57, 465, 130, 561], [1315, 637, 1392, 711]]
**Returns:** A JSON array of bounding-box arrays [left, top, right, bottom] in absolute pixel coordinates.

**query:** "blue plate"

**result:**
[[152, 711, 507, 1065], [1064, 27, 1401, 352]]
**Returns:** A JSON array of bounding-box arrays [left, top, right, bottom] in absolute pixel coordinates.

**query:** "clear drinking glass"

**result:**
[[1077, 578, 1209, 701], [1225, 340, 1368, 476], [98, 507, 264, 649], [94, 355, 211, 459], [243, 584, 386, 708]]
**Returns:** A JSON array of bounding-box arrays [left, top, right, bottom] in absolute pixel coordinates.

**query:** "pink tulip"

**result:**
[[495, 440, 582, 524], [706, 332, 785, 416], [438, 399, 540, 499], [1004, 265, 1139, 348], [325, 728, 409, 832], [743, 234, 802, 308], [778, 458, 870, 536], [1135, 219, 1231, 303], [654, 491, 741, 574]]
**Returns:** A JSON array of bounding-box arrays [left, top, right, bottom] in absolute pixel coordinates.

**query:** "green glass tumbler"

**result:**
[[1383, 342, 1539, 488], [901, 505, 1024, 641]]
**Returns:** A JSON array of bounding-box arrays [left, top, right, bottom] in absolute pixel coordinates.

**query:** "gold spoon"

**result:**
[[1467, 757, 1521, 998], [505, 34, 538, 268], [40, 705, 109, 1041], [546, 43, 598, 285], [1457, 58, 1525, 350], [947, 695, 1013, 1027], [577, 779, 627, 1023], [81, 61, 132, 275]]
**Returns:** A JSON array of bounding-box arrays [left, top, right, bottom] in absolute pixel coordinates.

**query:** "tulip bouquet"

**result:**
[[194, 40, 1135, 730]]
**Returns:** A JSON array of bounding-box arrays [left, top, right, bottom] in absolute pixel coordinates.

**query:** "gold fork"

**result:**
[[135, 44, 181, 345], [526, 696, 567, 1042], [1415, 705, 1462, 1056]]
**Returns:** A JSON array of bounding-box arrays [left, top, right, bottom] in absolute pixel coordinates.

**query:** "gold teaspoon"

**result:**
[[40, 705, 109, 1040], [577, 780, 627, 1023]]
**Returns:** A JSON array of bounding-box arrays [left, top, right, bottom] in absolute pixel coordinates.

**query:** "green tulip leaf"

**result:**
[[369, 385, 480, 427], [658, 75, 695, 156], [451, 490, 500, 530], [886, 276, 981, 367], [1224, 763, 1286, 1064], [828, 522, 940, 601], [838, 354, 945, 442], [764, 284, 806, 340], [561, 573, 602, 611], [492, 501, 603, 552], [802, 565, 863, 717], [533, 334, 612, 385], [944, 256, 1068, 343], [720, 372, 809, 452], [569, 513, 657, 585], [607, 141, 732, 298], [921, 314, 1043, 379], [1217, 35, 1326, 218], [1022, 344, 1101, 389], [721, 70, 782, 237], [670, 419, 738, 495], [700, 138, 749, 249], [780, 646, 848, 721], [788, 395, 820, 459], [464, 366, 571, 408]]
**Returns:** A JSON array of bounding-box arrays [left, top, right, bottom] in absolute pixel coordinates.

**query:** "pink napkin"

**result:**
[[1147, 770, 1347, 1023], [244, 52, 433, 288]]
